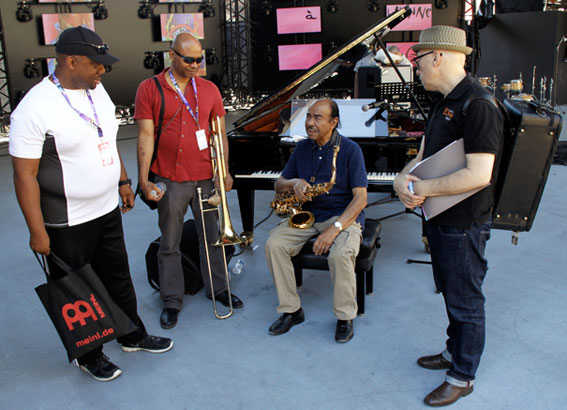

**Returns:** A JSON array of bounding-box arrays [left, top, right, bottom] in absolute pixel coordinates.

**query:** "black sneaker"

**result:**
[[121, 335, 174, 353], [77, 354, 122, 382], [335, 319, 354, 343]]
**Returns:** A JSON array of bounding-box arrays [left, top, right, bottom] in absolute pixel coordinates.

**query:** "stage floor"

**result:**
[[0, 125, 566, 410]]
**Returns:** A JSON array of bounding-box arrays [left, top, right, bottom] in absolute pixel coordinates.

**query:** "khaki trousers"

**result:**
[[265, 216, 362, 320]]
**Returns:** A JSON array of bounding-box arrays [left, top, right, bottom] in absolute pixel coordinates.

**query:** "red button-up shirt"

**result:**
[[134, 68, 226, 182]]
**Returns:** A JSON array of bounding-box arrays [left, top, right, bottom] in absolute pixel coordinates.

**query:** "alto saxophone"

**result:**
[[271, 140, 341, 229]]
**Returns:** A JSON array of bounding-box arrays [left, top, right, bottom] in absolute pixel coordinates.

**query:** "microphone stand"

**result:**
[[376, 36, 428, 120], [552, 36, 566, 108]]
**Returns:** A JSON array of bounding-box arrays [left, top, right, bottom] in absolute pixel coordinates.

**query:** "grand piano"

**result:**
[[228, 7, 424, 240]]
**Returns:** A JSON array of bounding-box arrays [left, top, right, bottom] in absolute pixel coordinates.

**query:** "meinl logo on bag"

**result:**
[[61, 293, 106, 331], [76, 328, 115, 348]]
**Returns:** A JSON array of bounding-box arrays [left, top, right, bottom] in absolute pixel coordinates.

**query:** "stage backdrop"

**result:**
[[3, 0, 463, 106], [477, 11, 566, 105], [248, 0, 459, 93], [2, 0, 225, 106]]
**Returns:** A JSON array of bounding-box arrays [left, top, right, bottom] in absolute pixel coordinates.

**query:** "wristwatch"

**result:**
[[118, 178, 132, 187], [334, 221, 343, 232]]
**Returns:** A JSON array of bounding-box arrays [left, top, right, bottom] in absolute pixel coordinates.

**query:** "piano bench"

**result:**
[[291, 219, 382, 315]]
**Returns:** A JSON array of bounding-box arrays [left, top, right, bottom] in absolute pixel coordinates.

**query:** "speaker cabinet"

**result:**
[[493, 99, 562, 232]]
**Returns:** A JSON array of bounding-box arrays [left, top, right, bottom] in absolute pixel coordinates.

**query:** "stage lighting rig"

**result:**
[[23, 59, 41, 79], [92, 1, 109, 20], [199, 0, 215, 18], [262, 1, 273, 16], [264, 45, 275, 64], [16, 2, 33, 23], [367, 0, 379, 12], [327, 0, 338, 13], [435, 0, 448, 9], [138, 1, 155, 19], [206, 48, 219, 65], [143, 51, 161, 70]]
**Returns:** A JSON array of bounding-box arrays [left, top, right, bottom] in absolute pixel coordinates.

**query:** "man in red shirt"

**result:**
[[135, 33, 243, 329]]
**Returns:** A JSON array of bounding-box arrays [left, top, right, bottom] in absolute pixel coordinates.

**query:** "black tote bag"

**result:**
[[34, 253, 137, 362]]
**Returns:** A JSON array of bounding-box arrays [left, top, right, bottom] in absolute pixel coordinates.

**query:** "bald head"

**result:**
[[171, 32, 201, 50]]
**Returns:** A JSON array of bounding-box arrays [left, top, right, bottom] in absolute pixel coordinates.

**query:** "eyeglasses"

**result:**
[[170, 48, 204, 65], [68, 41, 109, 54], [411, 50, 435, 69]]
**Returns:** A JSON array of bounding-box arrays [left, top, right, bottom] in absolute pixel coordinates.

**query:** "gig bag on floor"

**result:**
[[34, 252, 137, 362], [145, 219, 235, 295]]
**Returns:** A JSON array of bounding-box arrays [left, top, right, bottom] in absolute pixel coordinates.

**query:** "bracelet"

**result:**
[[118, 178, 132, 187]]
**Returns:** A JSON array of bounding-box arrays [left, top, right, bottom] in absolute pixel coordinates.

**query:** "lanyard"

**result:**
[[168, 70, 199, 127], [51, 73, 103, 138]]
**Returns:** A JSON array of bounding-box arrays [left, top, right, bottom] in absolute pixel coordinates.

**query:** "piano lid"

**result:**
[[231, 6, 412, 133]]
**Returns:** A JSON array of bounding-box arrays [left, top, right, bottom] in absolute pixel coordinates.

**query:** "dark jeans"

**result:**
[[46, 207, 147, 364], [425, 219, 491, 381]]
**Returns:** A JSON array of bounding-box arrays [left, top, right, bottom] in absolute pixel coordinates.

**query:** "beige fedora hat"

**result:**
[[411, 25, 472, 55]]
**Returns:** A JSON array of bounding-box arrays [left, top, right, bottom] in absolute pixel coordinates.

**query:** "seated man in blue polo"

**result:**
[[265, 99, 368, 343]]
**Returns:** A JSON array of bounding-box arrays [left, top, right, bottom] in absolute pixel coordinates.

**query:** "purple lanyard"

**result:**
[[52, 73, 104, 138], [168, 70, 200, 128]]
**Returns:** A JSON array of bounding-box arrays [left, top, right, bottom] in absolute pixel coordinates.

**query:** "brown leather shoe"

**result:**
[[424, 381, 473, 407], [417, 353, 452, 370]]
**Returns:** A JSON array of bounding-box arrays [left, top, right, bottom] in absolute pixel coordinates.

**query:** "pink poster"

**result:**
[[158, 0, 200, 2], [160, 13, 205, 41], [39, 0, 92, 2], [388, 42, 418, 63], [42, 13, 95, 45], [386, 4, 432, 31], [276, 7, 321, 35], [278, 44, 322, 71]]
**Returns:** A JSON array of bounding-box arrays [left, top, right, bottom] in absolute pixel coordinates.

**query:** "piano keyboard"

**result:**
[[235, 171, 399, 183]]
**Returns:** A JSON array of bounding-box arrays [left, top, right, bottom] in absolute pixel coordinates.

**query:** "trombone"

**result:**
[[197, 115, 242, 319]]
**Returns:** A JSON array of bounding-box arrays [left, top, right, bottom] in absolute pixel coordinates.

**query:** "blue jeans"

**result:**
[[425, 219, 491, 381]]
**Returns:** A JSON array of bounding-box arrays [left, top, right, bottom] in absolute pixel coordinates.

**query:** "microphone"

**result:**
[[362, 99, 389, 112]]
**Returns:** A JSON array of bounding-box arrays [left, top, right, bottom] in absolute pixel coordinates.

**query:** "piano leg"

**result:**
[[236, 187, 255, 234]]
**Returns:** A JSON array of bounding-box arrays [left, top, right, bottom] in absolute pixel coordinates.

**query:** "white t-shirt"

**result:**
[[9, 76, 121, 227]]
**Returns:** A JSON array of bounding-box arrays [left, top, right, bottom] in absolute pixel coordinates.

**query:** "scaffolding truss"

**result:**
[[221, 0, 252, 104], [0, 9, 12, 123]]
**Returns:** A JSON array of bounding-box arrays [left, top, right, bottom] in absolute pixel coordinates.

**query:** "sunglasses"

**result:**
[[68, 41, 109, 54], [170, 48, 204, 65], [411, 50, 435, 69]]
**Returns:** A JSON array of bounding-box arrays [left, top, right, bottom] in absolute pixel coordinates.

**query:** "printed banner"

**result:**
[[278, 43, 322, 71], [386, 4, 432, 31], [42, 13, 95, 45], [160, 13, 205, 41], [276, 7, 321, 35]]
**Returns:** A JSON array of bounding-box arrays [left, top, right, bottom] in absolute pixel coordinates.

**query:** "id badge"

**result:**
[[196, 129, 208, 151], [98, 137, 114, 167]]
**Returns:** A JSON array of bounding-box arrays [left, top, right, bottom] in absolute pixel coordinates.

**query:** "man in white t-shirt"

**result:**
[[9, 27, 173, 382]]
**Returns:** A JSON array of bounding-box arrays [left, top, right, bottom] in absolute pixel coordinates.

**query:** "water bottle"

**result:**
[[231, 259, 244, 275], [151, 182, 167, 197]]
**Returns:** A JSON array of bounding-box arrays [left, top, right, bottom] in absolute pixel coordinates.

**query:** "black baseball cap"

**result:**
[[55, 26, 119, 66]]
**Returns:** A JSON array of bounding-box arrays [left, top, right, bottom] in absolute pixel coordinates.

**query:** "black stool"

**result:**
[[291, 219, 382, 315]]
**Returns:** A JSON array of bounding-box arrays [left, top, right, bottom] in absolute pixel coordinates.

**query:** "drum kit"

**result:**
[[478, 65, 554, 106]]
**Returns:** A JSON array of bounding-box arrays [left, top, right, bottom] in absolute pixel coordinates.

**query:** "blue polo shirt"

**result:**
[[281, 131, 368, 227]]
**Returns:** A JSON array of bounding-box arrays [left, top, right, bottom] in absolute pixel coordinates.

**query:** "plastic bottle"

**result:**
[[151, 182, 167, 197], [231, 259, 244, 275]]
